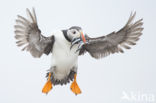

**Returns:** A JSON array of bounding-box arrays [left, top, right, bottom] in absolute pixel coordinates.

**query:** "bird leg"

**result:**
[[42, 72, 52, 94], [70, 74, 81, 95]]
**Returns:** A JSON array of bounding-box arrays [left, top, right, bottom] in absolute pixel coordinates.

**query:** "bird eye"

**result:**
[[73, 31, 76, 34]]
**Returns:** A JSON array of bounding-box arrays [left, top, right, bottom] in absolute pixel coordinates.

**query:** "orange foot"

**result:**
[[42, 73, 52, 94], [70, 74, 81, 95]]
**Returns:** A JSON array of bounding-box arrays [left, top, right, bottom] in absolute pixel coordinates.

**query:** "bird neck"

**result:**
[[62, 30, 71, 42]]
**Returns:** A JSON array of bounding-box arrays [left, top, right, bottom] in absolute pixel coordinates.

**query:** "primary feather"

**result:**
[[80, 12, 143, 59], [14, 8, 54, 58]]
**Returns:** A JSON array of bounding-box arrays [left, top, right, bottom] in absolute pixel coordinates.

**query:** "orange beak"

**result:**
[[81, 32, 86, 43]]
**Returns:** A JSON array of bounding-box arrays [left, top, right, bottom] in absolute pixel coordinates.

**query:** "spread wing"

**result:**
[[14, 8, 55, 58], [80, 12, 143, 59]]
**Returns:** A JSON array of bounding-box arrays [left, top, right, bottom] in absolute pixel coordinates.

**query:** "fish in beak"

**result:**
[[70, 32, 86, 50]]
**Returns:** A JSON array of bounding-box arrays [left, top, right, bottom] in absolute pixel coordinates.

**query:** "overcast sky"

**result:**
[[0, 0, 156, 103]]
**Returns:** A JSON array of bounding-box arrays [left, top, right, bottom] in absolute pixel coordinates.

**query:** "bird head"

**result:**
[[67, 26, 86, 43]]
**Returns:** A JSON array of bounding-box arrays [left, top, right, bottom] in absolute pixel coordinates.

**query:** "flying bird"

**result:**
[[14, 8, 143, 95]]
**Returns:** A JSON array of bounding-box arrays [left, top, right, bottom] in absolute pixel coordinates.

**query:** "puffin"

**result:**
[[14, 8, 143, 95]]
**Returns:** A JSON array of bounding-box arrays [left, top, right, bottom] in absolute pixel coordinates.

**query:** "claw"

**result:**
[[70, 74, 81, 95], [42, 72, 52, 94]]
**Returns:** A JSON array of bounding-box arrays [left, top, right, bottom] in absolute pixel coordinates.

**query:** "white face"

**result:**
[[67, 29, 81, 40]]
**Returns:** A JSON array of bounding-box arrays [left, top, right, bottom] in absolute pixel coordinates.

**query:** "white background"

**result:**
[[0, 0, 156, 103]]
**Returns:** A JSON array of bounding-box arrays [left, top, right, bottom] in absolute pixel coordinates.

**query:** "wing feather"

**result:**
[[14, 8, 54, 58], [81, 12, 143, 59]]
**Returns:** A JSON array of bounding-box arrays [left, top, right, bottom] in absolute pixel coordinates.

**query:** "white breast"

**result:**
[[51, 31, 79, 80]]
